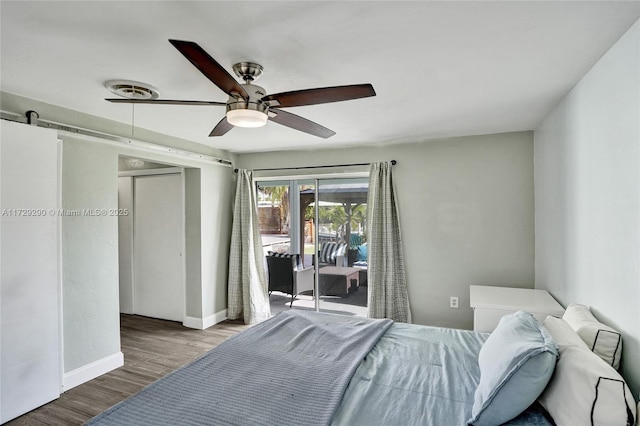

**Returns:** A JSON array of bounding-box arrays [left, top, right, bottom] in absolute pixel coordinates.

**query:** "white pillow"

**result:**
[[562, 303, 622, 369], [538, 346, 636, 426], [542, 316, 588, 350]]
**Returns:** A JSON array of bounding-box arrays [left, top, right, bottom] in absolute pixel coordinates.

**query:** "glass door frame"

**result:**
[[256, 172, 369, 314]]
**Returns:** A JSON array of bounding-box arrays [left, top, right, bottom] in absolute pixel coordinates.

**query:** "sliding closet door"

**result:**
[[133, 174, 184, 322], [0, 121, 61, 423]]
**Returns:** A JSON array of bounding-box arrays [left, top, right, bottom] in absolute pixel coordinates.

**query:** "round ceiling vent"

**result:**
[[105, 80, 160, 99]]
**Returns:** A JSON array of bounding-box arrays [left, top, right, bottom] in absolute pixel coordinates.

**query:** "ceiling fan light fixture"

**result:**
[[226, 109, 268, 128]]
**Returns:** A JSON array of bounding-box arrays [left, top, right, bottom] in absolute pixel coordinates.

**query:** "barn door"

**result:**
[[0, 121, 61, 423]]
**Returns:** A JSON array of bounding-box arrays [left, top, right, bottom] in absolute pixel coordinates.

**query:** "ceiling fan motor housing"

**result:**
[[226, 83, 269, 115], [226, 83, 269, 127]]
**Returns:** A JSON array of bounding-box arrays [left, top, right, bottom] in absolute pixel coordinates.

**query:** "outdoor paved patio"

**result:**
[[269, 286, 367, 317]]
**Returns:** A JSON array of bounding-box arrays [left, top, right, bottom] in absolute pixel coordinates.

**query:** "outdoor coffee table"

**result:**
[[318, 266, 360, 296]]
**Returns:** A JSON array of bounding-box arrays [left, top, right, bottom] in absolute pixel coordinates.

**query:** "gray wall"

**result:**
[[62, 137, 121, 372], [1, 93, 236, 384], [60, 135, 235, 376], [185, 168, 203, 318], [534, 20, 640, 399], [237, 131, 535, 330], [201, 167, 236, 317]]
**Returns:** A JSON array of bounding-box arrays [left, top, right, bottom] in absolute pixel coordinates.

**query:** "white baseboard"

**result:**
[[62, 351, 124, 392], [183, 309, 228, 330]]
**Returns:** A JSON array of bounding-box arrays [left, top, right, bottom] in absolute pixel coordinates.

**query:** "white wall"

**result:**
[[534, 20, 639, 399], [1, 121, 61, 422], [237, 131, 535, 330]]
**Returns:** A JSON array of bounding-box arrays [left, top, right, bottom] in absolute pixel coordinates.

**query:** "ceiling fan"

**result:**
[[106, 39, 376, 138]]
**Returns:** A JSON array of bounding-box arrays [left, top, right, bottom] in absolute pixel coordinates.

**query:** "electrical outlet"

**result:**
[[450, 296, 459, 309]]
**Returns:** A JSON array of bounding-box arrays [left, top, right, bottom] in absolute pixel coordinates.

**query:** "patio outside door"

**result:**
[[258, 178, 368, 317], [315, 179, 368, 316]]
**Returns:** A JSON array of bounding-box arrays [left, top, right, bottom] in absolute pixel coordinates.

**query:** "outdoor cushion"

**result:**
[[318, 242, 346, 264], [267, 251, 302, 268], [356, 244, 367, 261]]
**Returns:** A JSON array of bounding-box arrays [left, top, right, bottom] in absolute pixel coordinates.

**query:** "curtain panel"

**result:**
[[367, 162, 411, 323], [227, 169, 271, 324]]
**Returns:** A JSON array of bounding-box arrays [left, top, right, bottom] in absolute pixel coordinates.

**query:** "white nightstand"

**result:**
[[469, 285, 565, 332]]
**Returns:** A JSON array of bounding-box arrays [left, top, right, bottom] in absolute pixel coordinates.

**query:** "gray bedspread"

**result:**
[[86, 310, 392, 426]]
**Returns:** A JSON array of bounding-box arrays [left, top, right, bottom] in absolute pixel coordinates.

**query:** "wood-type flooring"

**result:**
[[6, 314, 248, 426]]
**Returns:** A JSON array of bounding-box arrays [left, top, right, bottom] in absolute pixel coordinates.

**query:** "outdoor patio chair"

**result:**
[[317, 242, 348, 267], [266, 252, 314, 307]]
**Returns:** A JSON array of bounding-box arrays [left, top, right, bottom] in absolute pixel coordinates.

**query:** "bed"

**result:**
[[86, 308, 636, 426]]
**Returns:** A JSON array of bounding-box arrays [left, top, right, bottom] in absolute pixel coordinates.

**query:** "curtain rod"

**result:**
[[234, 160, 396, 173]]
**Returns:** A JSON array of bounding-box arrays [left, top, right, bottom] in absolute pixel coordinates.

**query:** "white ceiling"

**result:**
[[1, 1, 639, 154]]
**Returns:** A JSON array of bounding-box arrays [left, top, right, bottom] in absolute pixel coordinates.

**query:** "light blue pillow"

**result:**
[[356, 244, 367, 261], [468, 311, 558, 426]]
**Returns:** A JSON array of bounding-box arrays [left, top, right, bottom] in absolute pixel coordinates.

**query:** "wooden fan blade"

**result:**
[[209, 117, 234, 137], [106, 98, 226, 106], [262, 84, 375, 108], [268, 109, 335, 139], [169, 39, 248, 100]]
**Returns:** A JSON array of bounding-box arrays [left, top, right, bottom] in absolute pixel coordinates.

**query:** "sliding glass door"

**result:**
[[257, 178, 368, 317], [257, 180, 315, 315], [314, 179, 368, 315]]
